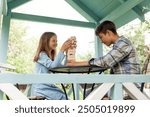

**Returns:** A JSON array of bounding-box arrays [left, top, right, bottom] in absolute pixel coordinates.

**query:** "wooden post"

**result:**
[[0, 10, 11, 63]]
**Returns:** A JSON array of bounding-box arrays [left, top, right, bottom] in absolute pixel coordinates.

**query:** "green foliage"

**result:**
[[7, 20, 38, 73], [124, 20, 150, 66], [77, 51, 92, 61]]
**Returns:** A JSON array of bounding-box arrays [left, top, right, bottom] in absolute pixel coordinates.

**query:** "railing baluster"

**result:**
[[111, 83, 123, 100], [74, 83, 80, 100]]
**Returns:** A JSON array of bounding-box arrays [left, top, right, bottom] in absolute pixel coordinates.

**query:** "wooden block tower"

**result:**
[[67, 36, 77, 62]]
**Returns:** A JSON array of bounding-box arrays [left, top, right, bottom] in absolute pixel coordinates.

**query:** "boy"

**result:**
[[67, 20, 141, 74]]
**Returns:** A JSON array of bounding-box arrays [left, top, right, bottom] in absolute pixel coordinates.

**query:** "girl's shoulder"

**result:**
[[40, 51, 46, 54], [39, 51, 48, 58]]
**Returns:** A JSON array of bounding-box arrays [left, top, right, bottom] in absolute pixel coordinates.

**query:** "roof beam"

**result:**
[[99, 0, 144, 23], [65, 0, 99, 23], [8, 0, 31, 10], [132, 7, 145, 21], [118, 0, 145, 21], [11, 12, 96, 28]]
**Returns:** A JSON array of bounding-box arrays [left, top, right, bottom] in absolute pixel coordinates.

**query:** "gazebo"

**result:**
[[0, 0, 150, 100]]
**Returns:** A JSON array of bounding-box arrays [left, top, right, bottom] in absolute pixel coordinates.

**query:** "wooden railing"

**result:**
[[0, 73, 150, 100]]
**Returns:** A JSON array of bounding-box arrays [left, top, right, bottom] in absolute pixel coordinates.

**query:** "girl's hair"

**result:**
[[34, 32, 56, 62]]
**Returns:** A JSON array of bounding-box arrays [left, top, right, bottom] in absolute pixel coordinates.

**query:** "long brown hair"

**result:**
[[34, 32, 56, 62]]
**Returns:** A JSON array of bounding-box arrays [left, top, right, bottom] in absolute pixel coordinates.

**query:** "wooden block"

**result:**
[[67, 36, 76, 62]]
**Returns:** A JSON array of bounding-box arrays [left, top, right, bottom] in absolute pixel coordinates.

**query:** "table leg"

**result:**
[[68, 84, 83, 100], [83, 83, 87, 99], [74, 83, 80, 100], [61, 84, 68, 100]]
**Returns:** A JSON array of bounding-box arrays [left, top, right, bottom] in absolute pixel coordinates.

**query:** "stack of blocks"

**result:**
[[67, 36, 77, 63]]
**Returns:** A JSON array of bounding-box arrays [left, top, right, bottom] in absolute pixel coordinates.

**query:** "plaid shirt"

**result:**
[[90, 36, 141, 74]]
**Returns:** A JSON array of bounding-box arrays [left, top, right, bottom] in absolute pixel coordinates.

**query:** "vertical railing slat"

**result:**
[[111, 83, 123, 100]]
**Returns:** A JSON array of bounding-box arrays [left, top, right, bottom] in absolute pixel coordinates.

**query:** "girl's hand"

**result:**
[[60, 39, 72, 52]]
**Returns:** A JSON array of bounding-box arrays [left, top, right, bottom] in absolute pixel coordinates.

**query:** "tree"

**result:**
[[7, 20, 38, 73], [77, 51, 92, 61], [123, 20, 150, 65]]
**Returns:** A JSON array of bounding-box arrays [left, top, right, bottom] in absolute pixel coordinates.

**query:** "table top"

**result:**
[[50, 65, 107, 73]]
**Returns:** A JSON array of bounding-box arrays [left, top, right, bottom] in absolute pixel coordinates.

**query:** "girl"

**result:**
[[31, 32, 72, 100]]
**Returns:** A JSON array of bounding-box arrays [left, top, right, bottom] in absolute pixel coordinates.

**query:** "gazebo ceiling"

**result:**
[[65, 0, 150, 27], [3, 0, 150, 28]]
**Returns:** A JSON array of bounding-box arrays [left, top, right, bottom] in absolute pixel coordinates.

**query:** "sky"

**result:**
[[12, 0, 150, 57]]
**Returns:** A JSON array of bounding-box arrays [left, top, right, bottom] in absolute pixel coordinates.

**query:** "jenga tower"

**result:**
[[67, 36, 76, 62]]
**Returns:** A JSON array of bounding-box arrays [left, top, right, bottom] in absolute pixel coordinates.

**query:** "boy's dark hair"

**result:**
[[95, 20, 117, 35]]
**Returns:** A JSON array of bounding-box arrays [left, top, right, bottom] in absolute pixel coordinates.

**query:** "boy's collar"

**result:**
[[113, 35, 124, 45]]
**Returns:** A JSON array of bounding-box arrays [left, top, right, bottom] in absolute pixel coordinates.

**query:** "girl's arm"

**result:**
[[37, 39, 72, 69], [57, 55, 67, 67], [37, 51, 65, 69]]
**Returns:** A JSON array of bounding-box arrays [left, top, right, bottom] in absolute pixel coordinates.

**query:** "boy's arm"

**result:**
[[66, 61, 89, 66], [89, 40, 132, 68]]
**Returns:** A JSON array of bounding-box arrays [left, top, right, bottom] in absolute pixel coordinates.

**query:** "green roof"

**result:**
[[2, 0, 150, 28]]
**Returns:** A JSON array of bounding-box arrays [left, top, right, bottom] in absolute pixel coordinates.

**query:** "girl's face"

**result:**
[[49, 35, 58, 50]]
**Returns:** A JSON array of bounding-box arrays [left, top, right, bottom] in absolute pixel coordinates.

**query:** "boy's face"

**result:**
[[98, 31, 112, 46]]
